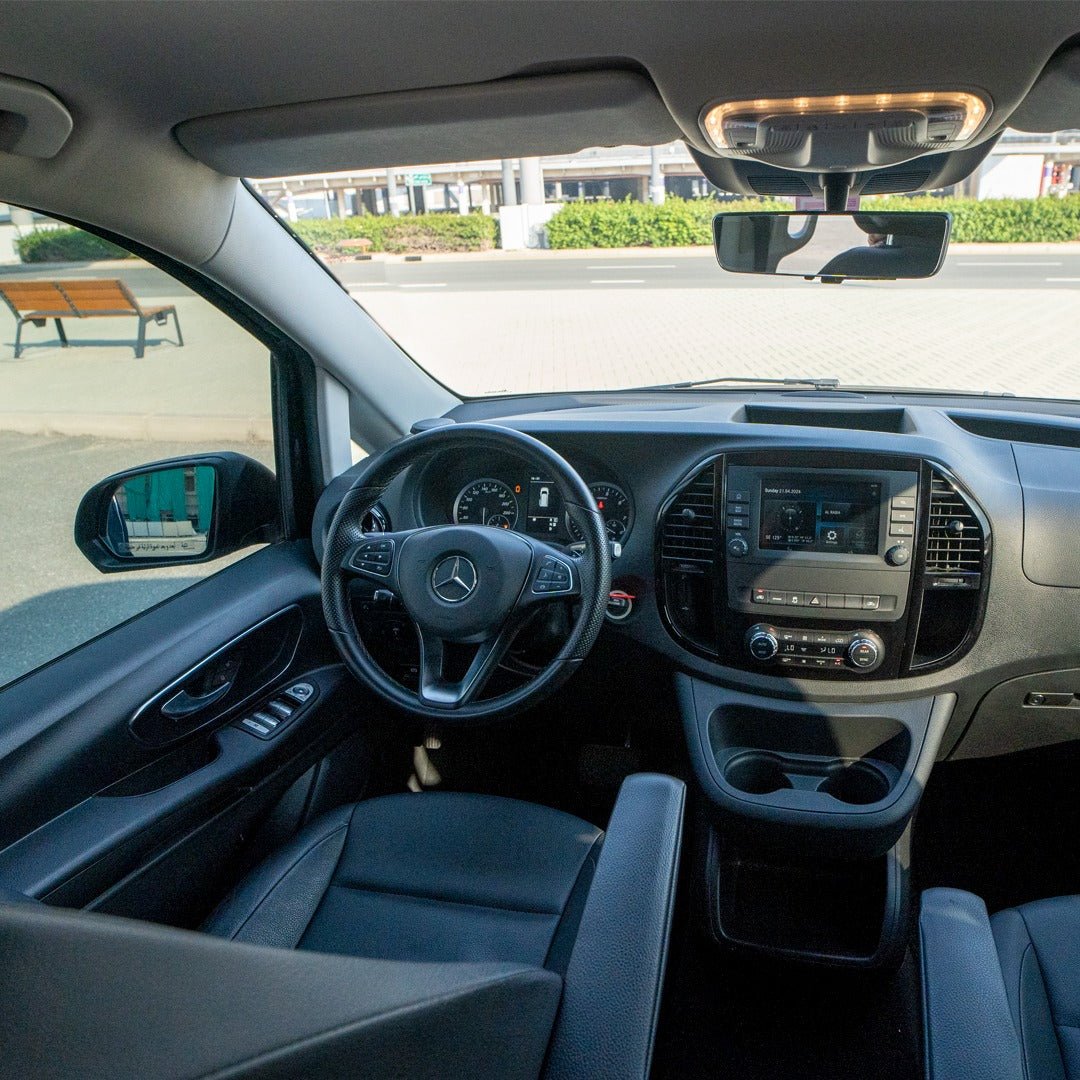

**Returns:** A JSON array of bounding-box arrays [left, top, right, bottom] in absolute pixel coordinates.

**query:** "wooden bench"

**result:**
[[0, 278, 183, 359]]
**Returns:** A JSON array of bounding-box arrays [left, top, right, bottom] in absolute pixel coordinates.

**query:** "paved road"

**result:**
[[0, 432, 275, 688], [331, 249, 1080, 292], [2, 245, 1079, 423], [7, 248, 1080, 293]]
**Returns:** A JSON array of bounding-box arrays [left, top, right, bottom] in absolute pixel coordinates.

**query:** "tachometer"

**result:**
[[453, 478, 518, 529], [569, 483, 632, 542]]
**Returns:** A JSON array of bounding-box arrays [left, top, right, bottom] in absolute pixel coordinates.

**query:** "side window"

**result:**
[[0, 209, 275, 688]]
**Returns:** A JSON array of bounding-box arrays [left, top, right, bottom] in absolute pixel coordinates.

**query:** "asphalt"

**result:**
[[5, 248, 1080, 294], [328, 249, 1080, 292]]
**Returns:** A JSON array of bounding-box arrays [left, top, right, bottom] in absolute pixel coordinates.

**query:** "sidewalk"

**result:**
[[0, 288, 272, 443]]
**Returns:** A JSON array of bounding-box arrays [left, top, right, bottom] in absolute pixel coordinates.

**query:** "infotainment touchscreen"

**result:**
[[759, 476, 881, 554]]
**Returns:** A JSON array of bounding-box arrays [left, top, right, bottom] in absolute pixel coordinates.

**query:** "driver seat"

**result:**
[[202, 772, 685, 1077], [206, 791, 603, 967], [0, 774, 683, 1079]]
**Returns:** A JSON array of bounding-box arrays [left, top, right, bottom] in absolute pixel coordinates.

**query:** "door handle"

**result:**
[[161, 679, 233, 719]]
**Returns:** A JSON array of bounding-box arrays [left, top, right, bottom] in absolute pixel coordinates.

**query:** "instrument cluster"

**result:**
[[416, 452, 633, 546]]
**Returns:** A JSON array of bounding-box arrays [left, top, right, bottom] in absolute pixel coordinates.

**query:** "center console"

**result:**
[[657, 448, 990, 679], [656, 447, 991, 967]]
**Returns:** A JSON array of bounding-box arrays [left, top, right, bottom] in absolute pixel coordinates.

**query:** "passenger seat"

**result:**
[[920, 887, 1080, 1080]]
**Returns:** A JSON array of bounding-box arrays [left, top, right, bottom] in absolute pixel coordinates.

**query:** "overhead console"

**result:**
[[657, 449, 990, 680]]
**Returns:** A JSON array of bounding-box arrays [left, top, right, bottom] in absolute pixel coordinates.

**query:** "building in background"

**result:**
[[247, 132, 1080, 247]]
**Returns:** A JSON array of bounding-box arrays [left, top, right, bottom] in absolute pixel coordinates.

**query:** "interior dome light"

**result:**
[[700, 90, 990, 170]]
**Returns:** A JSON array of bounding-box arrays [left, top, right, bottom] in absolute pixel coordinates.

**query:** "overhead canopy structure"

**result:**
[[3, 0, 1080, 253]]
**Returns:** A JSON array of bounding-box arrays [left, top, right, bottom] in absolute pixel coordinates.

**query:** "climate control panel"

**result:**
[[744, 623, 886, 674]]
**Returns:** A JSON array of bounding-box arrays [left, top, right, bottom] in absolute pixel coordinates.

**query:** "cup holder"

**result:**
[[818, 761, 891, 806], [724, 752, 794, 796], [722, 751, 893, 806]]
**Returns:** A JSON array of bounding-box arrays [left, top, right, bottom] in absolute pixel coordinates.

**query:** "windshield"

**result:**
[[250, 134, 1080, 400]]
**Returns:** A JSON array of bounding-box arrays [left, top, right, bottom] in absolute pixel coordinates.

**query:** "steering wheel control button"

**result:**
[[350, 538, 395, 577], [533, 554, 573, 595], [431, 555, 478, 603]]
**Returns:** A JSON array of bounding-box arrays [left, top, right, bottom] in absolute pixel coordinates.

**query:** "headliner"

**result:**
[[1, 1, 1079, 156]]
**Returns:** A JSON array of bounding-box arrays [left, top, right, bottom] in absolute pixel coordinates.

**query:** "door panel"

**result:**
[[0, 540, 371, 922]]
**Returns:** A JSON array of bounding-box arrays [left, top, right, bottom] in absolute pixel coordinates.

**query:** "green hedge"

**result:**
[[16, 227, 134, 263], [545, 194, 1080, 247], [545, 196, 777, 248], [864, 195, 1080, 243], [292, 213, 497, 254]]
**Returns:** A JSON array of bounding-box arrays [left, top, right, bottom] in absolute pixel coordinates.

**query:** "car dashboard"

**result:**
[[312, 387, 1080, 966]]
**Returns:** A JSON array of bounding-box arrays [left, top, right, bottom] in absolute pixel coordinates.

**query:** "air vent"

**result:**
[[661, 466, 716, 562], [860, 169, 931, 194], [925, 473, 983, 574], [746, 173, 814, 196], [362, 505, 389, 533]]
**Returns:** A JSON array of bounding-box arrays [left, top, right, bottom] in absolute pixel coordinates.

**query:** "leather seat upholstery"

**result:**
[[0, 774, 683, 1079], [203, 791, 604, 970], [920, 888, 1080, 1080], [992, 896, 1080, 1080], [203, 773, 686, 1080]]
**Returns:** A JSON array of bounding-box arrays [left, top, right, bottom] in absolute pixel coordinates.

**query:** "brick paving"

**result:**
[[360, 283, 1080, 400]]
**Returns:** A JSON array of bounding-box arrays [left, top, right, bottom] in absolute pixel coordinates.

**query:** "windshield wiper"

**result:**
[[631, 375, 842, 392]]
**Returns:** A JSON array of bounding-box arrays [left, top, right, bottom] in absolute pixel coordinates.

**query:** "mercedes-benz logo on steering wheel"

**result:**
[[431, 555, 478, 603]]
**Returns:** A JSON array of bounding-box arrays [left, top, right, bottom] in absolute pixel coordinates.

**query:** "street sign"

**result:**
[[404, 172, 433, 187]]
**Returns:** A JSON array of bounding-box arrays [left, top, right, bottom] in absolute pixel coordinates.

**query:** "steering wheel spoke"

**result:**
[[417, 620, 521, 709], [521, 540, 581, 605], [341, 532, 406, 591]]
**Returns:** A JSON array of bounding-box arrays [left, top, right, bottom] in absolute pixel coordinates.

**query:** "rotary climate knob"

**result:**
[[748, 628, 779, 661], [847, 635, 882, 670]]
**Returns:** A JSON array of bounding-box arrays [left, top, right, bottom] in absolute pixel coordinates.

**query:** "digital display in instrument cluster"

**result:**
[[759, 477, 881, 554], [526, 476, 562, 534]]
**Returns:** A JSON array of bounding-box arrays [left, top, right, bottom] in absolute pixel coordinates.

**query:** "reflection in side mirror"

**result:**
[[104, 465, 216, 559], [75, 452, 279, 573], [713, 210, 951, 281]]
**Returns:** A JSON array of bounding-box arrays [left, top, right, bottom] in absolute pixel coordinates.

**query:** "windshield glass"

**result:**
[[250, 133, 1080, 400]]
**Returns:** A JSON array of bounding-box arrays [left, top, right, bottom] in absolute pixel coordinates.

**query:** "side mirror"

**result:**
[[74, 453, 279, 572]]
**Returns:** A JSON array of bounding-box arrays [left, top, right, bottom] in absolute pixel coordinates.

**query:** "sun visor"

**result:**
[[1008, 45, 1080, 132], [175, 70, 679, 178]]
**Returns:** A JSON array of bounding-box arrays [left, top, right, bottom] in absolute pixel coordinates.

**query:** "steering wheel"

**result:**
[[322, 423, 611, 721]]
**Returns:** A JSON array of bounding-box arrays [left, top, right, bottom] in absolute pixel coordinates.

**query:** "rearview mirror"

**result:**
[[713, 210, 950, 281], [75, 453, 279, 572]]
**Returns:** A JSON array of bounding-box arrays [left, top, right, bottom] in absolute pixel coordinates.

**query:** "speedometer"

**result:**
[[453, 478, 518, 529], [569, 483, 633, 542]]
